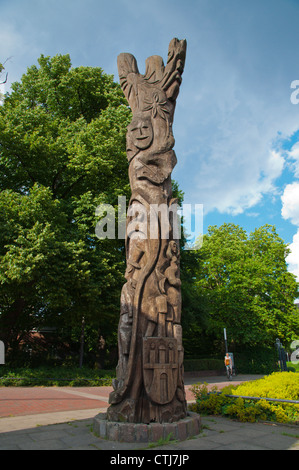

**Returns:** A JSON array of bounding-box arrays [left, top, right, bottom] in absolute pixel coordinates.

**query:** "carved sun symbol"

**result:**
[[143, 92, 169, 121]]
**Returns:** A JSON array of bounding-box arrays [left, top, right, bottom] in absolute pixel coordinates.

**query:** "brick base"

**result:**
[[93, 412, 201, 443]]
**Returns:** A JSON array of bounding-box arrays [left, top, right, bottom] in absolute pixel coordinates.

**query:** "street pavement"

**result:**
[[0, 374, 298, 451]]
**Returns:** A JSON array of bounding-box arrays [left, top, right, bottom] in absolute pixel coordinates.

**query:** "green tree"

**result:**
[[194, 223, 299, 350], [0, 54, 132, 356], [180, 246, 211, 356]]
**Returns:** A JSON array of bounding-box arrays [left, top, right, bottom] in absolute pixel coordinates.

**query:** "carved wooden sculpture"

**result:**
[[107, 38, 187, 424]]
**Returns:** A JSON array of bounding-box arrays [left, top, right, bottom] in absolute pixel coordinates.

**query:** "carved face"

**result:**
[[127, 116, 153, 150], [169, 240, 178, 253]]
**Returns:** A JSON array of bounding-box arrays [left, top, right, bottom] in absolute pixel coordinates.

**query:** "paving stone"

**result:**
[[0, 376, 297, 450]]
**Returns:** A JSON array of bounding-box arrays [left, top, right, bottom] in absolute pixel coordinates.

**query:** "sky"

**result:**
[[1, 0, 299, 282]]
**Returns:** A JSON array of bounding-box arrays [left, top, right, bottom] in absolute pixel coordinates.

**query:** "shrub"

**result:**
[[234, 372, 299, 400], [234, 347, 278, 374], [184, 358, 224, 372], [223, 397, 268, 423], [189, 382, 235, 416], [287, 362, 299, 372], [190, 372, 299, 424], [0, 366, 115, 387]]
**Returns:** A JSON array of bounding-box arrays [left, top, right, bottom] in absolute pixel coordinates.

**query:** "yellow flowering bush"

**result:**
[[190, 372, 299, 424], [189, 383, 229, 415], [223, 397, 268, 423], [233, 372, 299, 400]]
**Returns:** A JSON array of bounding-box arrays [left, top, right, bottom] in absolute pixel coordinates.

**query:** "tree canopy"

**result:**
[[0, 54, 132, 356], [189, 223, 299, 351]]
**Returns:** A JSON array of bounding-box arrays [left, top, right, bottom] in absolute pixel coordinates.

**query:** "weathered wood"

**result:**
[[107, 38, 187, 424]]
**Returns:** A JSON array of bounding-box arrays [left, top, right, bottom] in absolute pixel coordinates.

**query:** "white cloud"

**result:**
[[264, 151, 286, 183], [281, 183, 299, 281], [286, 229, 299, 281], [178, 90, 287, 215], [281, 182, 299, 226], [287, 142, 299, 178]]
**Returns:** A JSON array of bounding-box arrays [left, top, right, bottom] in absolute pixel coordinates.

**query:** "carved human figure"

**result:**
[[164, 240, 182, 335]]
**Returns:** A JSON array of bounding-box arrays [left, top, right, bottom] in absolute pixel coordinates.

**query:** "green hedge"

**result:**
[[0, 361, 224, 387], [0, 347, 284, 387], [184, 347, 279, 374], [0, 359, 225, 387], [234, 347, 279, 374], [184, 358, 224, 372], [0, 366, 115, 387]]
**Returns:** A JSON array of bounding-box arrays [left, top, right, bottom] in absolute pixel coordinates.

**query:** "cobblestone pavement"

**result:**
[[0, 415, 298, 451], [0, 374, 298, 451]]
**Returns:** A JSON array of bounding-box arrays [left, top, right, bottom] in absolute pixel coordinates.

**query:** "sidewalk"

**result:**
[[0, 374, 298, 450]]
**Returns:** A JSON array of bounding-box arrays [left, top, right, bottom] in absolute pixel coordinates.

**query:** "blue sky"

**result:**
[[1, 0, 299, 280]]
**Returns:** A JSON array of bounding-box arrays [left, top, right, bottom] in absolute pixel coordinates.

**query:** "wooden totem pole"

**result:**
[[107, 38, 187, 424]]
